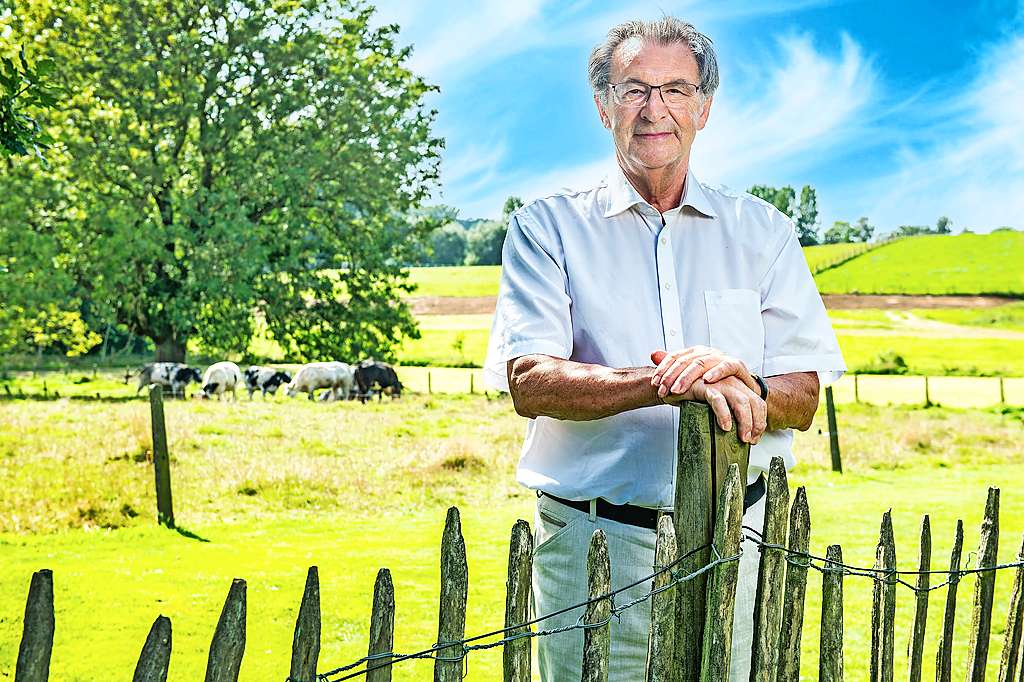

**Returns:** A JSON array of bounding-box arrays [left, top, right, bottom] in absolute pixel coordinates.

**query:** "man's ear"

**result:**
[[696, 94, 713, 131], [594, 94, 611, 129]]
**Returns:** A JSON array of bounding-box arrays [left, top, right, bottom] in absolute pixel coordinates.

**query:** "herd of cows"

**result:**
[[129, 359, 403, 402]]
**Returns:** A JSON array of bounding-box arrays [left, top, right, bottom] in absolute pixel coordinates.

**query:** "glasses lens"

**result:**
[[661, 83, 699, 105], [613, 83, 649, 105]]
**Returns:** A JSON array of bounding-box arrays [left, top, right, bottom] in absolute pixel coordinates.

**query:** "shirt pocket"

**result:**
[[704, 288, 765, 374]]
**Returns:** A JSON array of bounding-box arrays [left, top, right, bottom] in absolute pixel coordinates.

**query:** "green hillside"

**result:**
[[408, 265, 501, 297], [802, 242, 878, 273], [814, 232, 1023, 295]]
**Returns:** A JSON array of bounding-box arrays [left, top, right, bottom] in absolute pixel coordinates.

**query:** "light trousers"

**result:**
[[532, 491, 767, 681]]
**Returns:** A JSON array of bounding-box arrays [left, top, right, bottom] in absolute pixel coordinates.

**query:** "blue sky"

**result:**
[[373, 1, 1024, 234]]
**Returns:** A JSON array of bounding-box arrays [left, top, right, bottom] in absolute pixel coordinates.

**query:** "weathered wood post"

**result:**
[[133, 615, 172, 682], [819, 545, 844, 682], [205, 579, 246, 682], [777, 487, 811, 680], [581, 529, 611, 682], [924, 376, 931, 407], [646, 514, 678, 682], [16, 568, 54, 682], [999, 377, 1006, 404], [907, 516, 931, 682], [966, 488, 1000, 681], [503, 519, 532, 682], [367, 568, 395, 682], [825, 386, 842, 473], [290, 567, 321, 682], [997, 533, 1024, 682], [854, 374, 860, 403], [870, 511, 896, 682], [469, 373, 474, 394], [149, 385, 175, 528], [428, 371, 432, 395], [934, 520, 964, 682], [435, 506, 468, 682], [750, 456, 790, 682]]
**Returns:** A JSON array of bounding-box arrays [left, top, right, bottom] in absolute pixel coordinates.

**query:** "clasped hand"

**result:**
[[650, 347, 766, 444]]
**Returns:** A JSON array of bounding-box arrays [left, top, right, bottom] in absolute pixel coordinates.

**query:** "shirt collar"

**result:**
[[602, 164, 718, 220]]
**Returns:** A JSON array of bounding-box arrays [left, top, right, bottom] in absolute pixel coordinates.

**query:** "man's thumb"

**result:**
[[651, 350, 667, 365]]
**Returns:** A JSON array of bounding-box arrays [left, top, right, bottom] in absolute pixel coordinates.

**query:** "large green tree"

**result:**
[[794, 185, 819, 246], [7, 0, 443, 363]]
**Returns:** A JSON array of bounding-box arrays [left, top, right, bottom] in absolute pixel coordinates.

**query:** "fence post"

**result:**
[[924, 376, 931, 407], [205, 578, 246, 682], [1000, 377, 1006, 405], [435, 506, 468, 682], [934, 520, 964, 682], [290, 567, 321, 682], [825, 387, 842, 473], [819, 544, 844, 682], [367, 568, 395, 682], [870, 511, 896, 682], [966, 488, 1001, 681], [149, 385, 175, 528], [503, 520, 532, 682], [646, 515, 678, 682], [581, 529, 611, 682], [750, 456, 790, 682], [16, 569, 54, 682], [428, 371, 432, 395], [854, 374, 859, 403], [469, 373, 474, 394], [777, 487, 811, 680], [133, 615, 172, 682], [907, 516, 931, 682], [997, 533, 1024, 682]]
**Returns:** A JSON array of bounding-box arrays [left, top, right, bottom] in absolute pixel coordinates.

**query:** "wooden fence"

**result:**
[[10, 402, 1024, 681]]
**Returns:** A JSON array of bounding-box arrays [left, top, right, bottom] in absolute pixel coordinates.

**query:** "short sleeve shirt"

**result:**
[[484, 166, 846, 509]]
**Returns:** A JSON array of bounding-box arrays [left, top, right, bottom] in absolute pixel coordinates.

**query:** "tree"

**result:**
[[794, 185, 819, 246], [747, 184, 796, 217], [936, 215, 952, 234], [8, 0, 443, 363], [503, 195, 524, 221], [0, 46, 59, 159], [854, 216, 874, 242], [464, 220, 506, 265], [427, 223, 468, 266]]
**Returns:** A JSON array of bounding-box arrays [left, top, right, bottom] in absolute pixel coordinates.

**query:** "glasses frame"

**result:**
[[608, 79, 702, 108]]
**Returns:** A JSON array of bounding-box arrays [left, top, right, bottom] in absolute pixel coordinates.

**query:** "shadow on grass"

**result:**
[[172, 525, 211, 543]]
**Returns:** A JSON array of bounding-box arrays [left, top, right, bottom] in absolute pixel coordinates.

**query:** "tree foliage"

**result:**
[[0, 44, 58, 159], [794, 185, 819, 246], [824, 216, 874, 244], [464, 220, 506, 266], [426, 223, 468, 266]]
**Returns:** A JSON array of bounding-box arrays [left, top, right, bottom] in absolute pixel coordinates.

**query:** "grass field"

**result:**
[[1, 395, 1023, 680], [409, 266, 501, 298], [802, 241, 878, 273]]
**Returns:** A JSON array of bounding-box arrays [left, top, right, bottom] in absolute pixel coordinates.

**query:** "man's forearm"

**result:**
[[765, 372, 820, 431]]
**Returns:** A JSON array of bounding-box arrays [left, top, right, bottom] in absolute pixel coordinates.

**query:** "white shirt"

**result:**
[[484, 166, 846, 509]]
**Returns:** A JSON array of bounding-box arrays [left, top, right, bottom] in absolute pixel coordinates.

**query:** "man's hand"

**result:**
[[661, 375, 767, 444], [650, 347, 759, 399]]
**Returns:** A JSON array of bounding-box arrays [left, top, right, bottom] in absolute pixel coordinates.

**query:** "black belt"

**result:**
[[540, 474, 766, 531]]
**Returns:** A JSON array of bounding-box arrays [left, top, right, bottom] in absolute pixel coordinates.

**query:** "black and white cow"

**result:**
[[133, 362, 202, 398], [244, 366, 293, 399], [354, 360, 403, 402]]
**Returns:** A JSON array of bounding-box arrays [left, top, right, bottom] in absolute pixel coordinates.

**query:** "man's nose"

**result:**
[[640, 87, 668, 120]]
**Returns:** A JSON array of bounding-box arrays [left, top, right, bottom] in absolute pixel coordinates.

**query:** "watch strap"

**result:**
[[753, 374, 769, 400]]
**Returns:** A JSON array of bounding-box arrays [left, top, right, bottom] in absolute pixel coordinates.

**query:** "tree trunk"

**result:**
[[155, 337, 187, 363]]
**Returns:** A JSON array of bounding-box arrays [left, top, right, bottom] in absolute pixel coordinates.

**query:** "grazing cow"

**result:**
[[201, 361, 243, 401], [133, 362, 202, 398], [354, 360, 403, 402], [285, 361, 355, 401], [244, 366, 292, 399]]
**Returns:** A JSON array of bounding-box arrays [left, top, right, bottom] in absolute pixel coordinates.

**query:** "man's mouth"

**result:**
[[635, 132, 673, 139]]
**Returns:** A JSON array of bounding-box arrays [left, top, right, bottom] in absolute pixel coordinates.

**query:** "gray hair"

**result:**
[[588, 17, 719, 101]]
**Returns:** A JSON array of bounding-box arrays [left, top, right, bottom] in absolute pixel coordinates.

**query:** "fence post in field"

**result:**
[[935, 520, 964, 682], [204, 578, 246, 682], [428, 371, 432, 395], [999, 377, 1006, 405], [907, 516, 931, 682], [825, 386, 842, 473], [699, 463, 744, 681], [997, 533, 1024, 682], [819, 544, 844, 682], [503, 519, 533, 682], [854, 374, 860, 403], [435, 506, 468, 682], [469, 372, 474, 394], [966, 488, 1001, 681], [924, 376, 931, 407], [870, 511, 896, 682], [367, 568, 395, 682], [149, 385, 175, 528], [646, 514, 678, 682], [581, 529, 611, 682], [16, 569, 54, 682], [750, 456, 790, 682], [133, 615, 172, 682], [290, 567, 321, 682], [777, 487, 811, 680]]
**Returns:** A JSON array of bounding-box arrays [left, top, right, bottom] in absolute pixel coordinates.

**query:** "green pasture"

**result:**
[[802, 241, 876, 273], [814, 232, 1024, 295], [408, 265, 501, 298], [2, 395, 1024, 680]]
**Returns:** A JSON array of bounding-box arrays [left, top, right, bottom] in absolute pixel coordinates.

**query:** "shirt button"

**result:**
[[669, 329, 677, 337], [664, 282, 672, 290], [660, 236, 668, 245]]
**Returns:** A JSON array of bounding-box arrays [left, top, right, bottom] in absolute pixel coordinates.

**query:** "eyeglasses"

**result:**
[[608, 80, 701, 108]]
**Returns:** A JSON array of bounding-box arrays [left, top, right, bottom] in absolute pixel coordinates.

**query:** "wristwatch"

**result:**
[[752, 374, 769, 401]]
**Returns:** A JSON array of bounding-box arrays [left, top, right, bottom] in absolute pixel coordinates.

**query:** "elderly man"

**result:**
[[483, 16, 844, 681]]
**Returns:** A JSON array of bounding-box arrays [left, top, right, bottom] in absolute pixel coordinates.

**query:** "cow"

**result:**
[[354, 360, 403, 402], [285, 361, 355, 401], [132, 362, 202, 398], [201, 361, 243, 401], [243, 366, 292, 399]]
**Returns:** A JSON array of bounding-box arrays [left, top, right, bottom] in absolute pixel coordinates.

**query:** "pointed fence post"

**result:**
[[646, 515, 678, 682], [997, 534, 1024, 682], [367, 568, 395, 682], [819, 545, 844, 682], [16, 569, 54, 682], [750, 457, 790, 682], [133, 615, 172, 682], [935, 520, 964, 682], [966, 488, 1001, 681], [290, 567, 321, 682], [825, 386, 842, 473], [870, 511, 896, 682], [435, 506, 468, 682], [777, 486, 811, 680], [581, 529, 611, 682], [503, 520, 532, 682], [907, 516, 931, 682], [205, 579, 246, 682], [149, 384, 174, 528]]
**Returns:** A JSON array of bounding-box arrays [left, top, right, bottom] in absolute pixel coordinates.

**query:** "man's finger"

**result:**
[[705, 387, 732, 432], [751, 396, 767, 443], [652, 347, 703, 387], [660, 355, 704, 396], [650, 350, 668, 365], [726, 389, 753, 443], [703, 359, 755, 391]]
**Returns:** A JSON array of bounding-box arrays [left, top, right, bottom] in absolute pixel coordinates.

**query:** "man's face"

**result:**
[[595, 39, 713, 174]]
